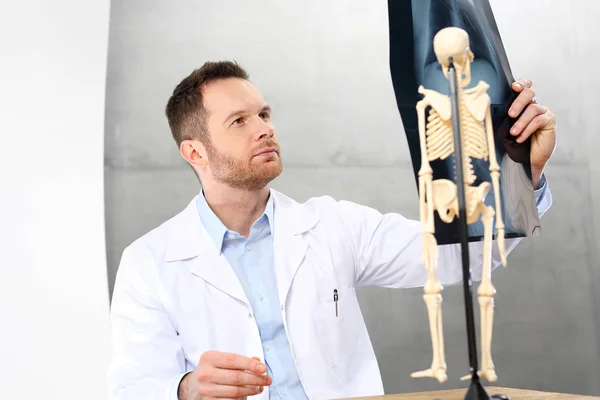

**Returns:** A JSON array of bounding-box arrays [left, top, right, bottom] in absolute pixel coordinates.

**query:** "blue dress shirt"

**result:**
[[196, 190, 308, 400]]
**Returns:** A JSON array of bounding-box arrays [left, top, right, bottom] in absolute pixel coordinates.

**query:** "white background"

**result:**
[[0, 0, 112, 399]]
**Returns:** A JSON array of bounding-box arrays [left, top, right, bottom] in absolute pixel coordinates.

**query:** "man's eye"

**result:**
[[260, 112, 270, 120], [232, 117, 243, 125]]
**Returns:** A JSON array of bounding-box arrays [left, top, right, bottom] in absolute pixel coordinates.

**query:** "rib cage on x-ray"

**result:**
[[387, 0, 541, 245]]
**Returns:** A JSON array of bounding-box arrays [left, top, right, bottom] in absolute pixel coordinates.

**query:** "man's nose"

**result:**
[[255, 119, 275, 140]]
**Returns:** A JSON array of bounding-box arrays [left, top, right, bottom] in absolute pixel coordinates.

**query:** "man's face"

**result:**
[[201, 78, 282, 190]]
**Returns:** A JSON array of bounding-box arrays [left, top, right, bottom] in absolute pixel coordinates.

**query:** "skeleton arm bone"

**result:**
[[416, 89, 443, 274], [417, 94, 435, 235], [484, 106, 507, 266]]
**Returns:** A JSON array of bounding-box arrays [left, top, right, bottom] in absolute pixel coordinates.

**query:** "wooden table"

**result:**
[[337, 387, 600, 399]]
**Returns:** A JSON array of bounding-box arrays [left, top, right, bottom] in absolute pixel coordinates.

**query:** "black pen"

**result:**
[[333, 289, 338, 317]]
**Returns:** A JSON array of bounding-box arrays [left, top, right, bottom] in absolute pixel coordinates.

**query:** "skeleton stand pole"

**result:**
[[448, 60, 490, 400]]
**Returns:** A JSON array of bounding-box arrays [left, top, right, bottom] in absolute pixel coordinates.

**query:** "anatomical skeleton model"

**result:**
[[410, 27, 507, 383]]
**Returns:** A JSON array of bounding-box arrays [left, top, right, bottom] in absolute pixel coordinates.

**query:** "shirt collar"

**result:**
[[196, 189, 275, 252]]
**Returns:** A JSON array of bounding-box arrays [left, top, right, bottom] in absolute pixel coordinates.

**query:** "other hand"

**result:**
[[507, 77, 557, 189], [179, 351, 272, 399]]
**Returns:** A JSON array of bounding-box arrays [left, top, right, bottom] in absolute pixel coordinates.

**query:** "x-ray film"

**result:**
[[387, 0, 542, 245]]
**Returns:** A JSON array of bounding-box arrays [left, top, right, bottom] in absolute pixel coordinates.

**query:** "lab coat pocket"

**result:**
[[313, 286, 364, 373]]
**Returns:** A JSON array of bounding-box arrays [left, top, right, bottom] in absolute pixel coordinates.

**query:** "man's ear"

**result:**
[[180, 139, 208, 169]]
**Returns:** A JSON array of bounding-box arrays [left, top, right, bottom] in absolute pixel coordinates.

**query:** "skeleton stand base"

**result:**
[[446, 61, 509, 400], [464, 377, 492, 400]]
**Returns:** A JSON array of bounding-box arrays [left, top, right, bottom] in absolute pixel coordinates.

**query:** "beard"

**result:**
[[206, 140, 283, 191]]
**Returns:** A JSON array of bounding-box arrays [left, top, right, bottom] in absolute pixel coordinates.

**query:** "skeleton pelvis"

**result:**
[[431, 179, 492, 224]]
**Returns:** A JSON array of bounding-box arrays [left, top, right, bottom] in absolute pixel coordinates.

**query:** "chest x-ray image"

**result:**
[[387, 0, 542, 245]]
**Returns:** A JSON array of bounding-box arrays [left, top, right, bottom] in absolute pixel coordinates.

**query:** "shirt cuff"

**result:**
[[533, 173, 552, 216], [534, 173, 547, 204]]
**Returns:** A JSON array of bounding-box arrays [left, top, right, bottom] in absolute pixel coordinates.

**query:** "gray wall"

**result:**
[[104, 0, 600, 396]]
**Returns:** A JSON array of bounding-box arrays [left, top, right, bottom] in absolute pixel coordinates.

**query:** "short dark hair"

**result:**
[[165, 61, 250, 147]]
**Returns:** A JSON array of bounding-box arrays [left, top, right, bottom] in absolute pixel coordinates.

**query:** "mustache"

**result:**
[[254, 140, 280, 153]]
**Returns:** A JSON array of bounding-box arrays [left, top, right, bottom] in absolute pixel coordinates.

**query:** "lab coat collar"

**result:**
[[195, 188, 276, 253], [164, 189, 318, 306], [165, 189, 316, 262]]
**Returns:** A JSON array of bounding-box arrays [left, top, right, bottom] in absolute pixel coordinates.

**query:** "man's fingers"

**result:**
[[512, 77, 533, 91], [214, 368, 272, 387], [508, 87, 536, 118], [192, 352, 270, 398], [197, 382, 263, 399], [517, 113, 553, 144], [509, 103, 548, 137], [197, 367, 271, 387], [205, 352, 266, 373]]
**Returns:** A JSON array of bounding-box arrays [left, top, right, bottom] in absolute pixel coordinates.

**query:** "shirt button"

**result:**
[[258, 294, 264, 301], [248, 312, 253, 318], [265, 346, 270, 351], [246, 246, 251, 252]]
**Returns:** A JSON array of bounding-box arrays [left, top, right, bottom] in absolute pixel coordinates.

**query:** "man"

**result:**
[[107, 61, 555, 400]]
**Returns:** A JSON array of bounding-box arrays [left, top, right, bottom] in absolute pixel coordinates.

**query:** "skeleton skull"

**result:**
[[433, 27, 474, 86]]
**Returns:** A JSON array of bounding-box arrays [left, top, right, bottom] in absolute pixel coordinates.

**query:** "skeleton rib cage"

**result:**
[[424, 86, 490, 186]]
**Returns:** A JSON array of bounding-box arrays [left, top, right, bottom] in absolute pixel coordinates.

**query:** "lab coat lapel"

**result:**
[[271, 190, 318, 307], [188, 250, 249, 306], [164, 196, 249, 306]]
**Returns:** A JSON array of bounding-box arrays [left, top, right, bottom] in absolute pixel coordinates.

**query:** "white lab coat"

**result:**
[[108, 188, 551, 400]]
